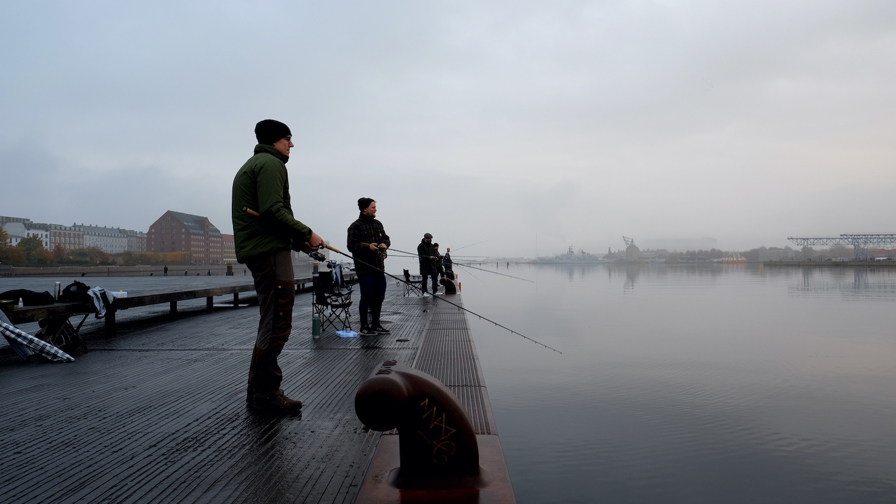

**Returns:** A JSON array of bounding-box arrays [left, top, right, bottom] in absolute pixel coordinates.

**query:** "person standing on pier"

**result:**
[[417, 233, 439, 296], [347, 197, 390, 336], [433, 243, 445, 280], [443, 247, 453, 273], [232, 119, 325, 414]]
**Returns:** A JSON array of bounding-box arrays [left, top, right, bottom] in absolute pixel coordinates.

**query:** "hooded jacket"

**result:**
[[231, 144, 313, 263]]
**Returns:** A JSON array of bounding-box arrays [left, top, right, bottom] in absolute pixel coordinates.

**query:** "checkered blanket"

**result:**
[[0, 320, 75, 363]]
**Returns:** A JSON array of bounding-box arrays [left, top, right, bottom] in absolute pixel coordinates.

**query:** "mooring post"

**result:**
[[355, 360, 481, 489]]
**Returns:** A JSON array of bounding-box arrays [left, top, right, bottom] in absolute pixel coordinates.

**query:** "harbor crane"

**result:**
[[787, 233, 896, 260]]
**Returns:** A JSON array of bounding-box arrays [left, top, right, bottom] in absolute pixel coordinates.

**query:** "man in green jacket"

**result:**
[[232, 119, 324, 414]]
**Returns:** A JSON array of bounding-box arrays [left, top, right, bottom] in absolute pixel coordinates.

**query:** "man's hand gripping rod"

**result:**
[[242, 207, 328, 261]]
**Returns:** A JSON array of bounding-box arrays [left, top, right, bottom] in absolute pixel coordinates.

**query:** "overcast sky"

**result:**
[[2, 0, 894, 257]]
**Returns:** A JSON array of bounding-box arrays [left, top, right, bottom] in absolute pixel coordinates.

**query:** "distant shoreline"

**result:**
[[759, 260, 896, 268]]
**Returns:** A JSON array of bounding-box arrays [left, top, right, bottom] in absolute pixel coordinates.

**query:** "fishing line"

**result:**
[[325, 244, 560, 353], [322, 244, 561, 354], [455, 263, 484, 283], [386, 247, 419, 257], [452, 240, 489, 252], [453, 262, 534, 283], [242, 208, 560, 353]]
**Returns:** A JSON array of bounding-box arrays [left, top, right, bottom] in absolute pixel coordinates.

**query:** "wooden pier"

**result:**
[[0, 276, 513, 503]]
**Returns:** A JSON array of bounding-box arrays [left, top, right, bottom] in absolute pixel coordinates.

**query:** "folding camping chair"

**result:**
[[0, 310, 75, 363], [399, 269, 423, 297], [312, 262, 354, 333]]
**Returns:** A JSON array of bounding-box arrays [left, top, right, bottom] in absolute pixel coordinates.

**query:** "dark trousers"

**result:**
[[421, 272, 438, 293], [246, 251, 295, 399], [358, 271, 387, 328]]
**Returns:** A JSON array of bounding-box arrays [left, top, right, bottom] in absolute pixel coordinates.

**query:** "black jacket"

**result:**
[[347, 214, 390, 274], [417, 240, 436, 275]]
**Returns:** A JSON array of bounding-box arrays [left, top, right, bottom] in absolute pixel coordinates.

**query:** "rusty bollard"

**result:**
[[355, 360, 481, 489], [439, 276, 457, 295]]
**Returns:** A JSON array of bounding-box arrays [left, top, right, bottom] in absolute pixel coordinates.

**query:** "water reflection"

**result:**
[[463, 264, 896, 504], [788, 267, 896, 300]]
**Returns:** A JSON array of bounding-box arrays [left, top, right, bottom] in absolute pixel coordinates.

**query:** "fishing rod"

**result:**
[[452, 240, 489, 252], [242, 208, 559, 353], [452, 262, 534, 283], [324, 243, 560, 353], [241, 209, 558, 352], [380, 250, 417, 258]]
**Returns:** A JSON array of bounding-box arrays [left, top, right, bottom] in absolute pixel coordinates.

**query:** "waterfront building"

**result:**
[[73, 224, 129, 254], [47, 223, 85, 252], [123, 229, 147, 253], [147, 210, 224, 265], [221, 233, 236, 264], [0, 215, 32, 226], [1, 221, 49, 249]]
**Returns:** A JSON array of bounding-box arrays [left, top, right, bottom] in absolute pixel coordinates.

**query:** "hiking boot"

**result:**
[[360, 325, 378, 336], [373, 325, 391, 335], [250, 389, 303, 414]]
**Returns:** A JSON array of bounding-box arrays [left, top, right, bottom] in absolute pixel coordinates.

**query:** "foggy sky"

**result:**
[[2, 1, 895, 257]]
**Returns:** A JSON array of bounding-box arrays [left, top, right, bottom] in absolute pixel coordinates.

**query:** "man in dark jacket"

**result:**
[[232, 119, 324, 414], [443, 247, 453, 273], [433, 243, 445, 280], [417, 233, 439, 296], [346, 198, 390, 336]]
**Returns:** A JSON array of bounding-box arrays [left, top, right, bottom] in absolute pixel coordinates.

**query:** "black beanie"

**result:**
[[255, 119, 291, 145], [358, 197, 375, 212]]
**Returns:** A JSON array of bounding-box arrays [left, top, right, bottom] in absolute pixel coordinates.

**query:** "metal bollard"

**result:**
[[355, 360, 482, 488]]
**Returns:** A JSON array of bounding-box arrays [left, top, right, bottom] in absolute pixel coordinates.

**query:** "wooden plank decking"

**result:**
[[0, 278, 509, 504]]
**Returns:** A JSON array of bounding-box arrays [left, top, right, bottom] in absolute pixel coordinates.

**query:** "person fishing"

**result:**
[[417, 233, 439, 296], [231, 118, 325, 415], [347, 197, 390, 336], [442, 247, 453, 273], [433, 243, 445, 280]]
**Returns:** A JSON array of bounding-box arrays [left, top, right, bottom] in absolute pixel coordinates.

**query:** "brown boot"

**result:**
[[250, 389, 303, 414]]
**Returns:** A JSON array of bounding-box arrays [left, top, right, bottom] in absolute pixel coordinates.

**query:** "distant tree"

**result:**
[[118, 251, 137, 266], [828, 244, 853, 260], [80, 246, 112, 265], [0, 245, 25, 266], [17, 235, 53, 265], [52, 243, 67, 260], [0, 227, 9, 246]]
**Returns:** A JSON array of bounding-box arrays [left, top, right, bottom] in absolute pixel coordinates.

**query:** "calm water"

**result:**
[[451, 263, 896, 504]]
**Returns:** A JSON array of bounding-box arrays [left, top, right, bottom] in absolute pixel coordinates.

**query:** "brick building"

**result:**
[[48, 224, 85, 252], [147, 211, 223, 265]]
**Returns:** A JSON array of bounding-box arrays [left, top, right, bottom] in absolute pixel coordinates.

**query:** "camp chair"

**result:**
[[0, 310, 75, 363], [399, 269, 423, 297], [312, 262, 353, 333]]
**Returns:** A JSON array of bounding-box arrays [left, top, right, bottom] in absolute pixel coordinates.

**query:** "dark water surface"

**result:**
[[454, 263, 896, 504]]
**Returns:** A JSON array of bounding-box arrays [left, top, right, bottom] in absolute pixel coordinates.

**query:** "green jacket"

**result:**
[[231, 144, 313, 263]]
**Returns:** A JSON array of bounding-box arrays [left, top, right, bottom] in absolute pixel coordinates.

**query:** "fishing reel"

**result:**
[[307, 250, 327, 262]]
